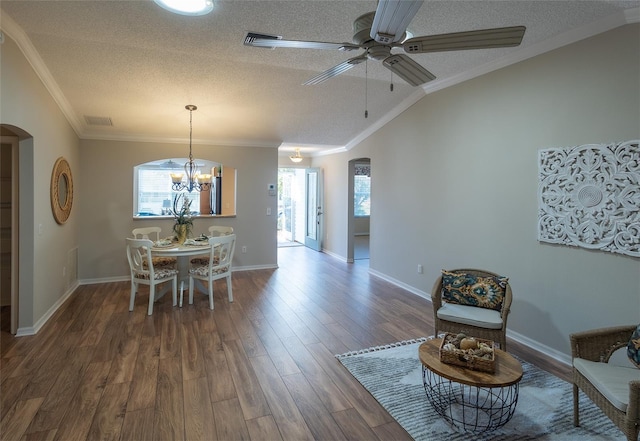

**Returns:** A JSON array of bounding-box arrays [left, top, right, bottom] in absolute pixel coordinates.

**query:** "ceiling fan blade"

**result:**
[[244, 32, 360, 51], [303, 55, 367, 85], [382, 54, 435, 86], [403, 26, 526, 53], [370, 0, 424, 44]]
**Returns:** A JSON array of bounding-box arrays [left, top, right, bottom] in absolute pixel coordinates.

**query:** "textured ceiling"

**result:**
[[1, 0, 638, 156]]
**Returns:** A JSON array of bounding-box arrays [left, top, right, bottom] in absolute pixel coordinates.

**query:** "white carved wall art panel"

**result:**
[[538, 140, 640, 257]]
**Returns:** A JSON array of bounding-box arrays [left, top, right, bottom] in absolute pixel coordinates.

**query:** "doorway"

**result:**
[[347, 158, 371, 264], [278, 168, 305, 247], [1, 134, 19, 335], [277, 167, 324, 251]]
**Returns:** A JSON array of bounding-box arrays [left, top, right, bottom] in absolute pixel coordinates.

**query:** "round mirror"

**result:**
[[58, 173, 68, 207], [50, 157, 73, 224]]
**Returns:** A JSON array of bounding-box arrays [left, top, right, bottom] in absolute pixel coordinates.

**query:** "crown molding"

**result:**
[[344, 7, 639, 153], [344, 88, 426, 151], [80, 132, 281, 148], [420, 8, 638, 97], [3, 6, 637, 154], [1, 12, 83, 136]]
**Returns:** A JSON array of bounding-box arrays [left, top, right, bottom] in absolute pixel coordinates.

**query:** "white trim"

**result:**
[[15, 281, 79, 336], [77, 264, 278, 286], [321, 248, 348, 262], [2, 7, 637, 152], [0, 13, 82, 137], [82, 133, 282, 149], [419, 9, 637, 99], [14, 264, 278, 336], [368, 268, 430, 299], [507, 329, 572, 367], [368, 268, 572, 368], [344, 89, 425, 151], [343, 7, 639, 153]]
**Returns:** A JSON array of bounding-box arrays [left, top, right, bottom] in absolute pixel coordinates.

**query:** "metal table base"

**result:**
[[422, 366, 519, 433]]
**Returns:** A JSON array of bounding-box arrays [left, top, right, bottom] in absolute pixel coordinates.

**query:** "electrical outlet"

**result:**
[[266, 207, 271, 215], [417, 264, 423, 274], [241, 246, 247, 254]]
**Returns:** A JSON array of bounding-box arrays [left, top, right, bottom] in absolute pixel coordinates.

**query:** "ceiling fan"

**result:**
[[244, 0, 526, 87]]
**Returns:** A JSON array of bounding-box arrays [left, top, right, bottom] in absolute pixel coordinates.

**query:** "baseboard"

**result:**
[[19, 264, 279, 336], [78, 264, 279, 287], [368, 268, 429, 299], [16, 280, 80, 336], [507, 329, 572, 367], [321, 248, 348, 262], [368, 268, 572, 369]]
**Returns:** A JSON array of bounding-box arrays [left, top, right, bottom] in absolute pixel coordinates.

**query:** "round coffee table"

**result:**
[[419, 338, 523, 433]]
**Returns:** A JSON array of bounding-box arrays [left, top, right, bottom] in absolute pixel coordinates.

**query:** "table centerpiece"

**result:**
[[172, 194, 193, 244]]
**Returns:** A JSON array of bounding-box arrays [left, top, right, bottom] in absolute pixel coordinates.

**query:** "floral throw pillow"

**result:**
[[441, 270, 509, 311], [628, 324, 640, 368]]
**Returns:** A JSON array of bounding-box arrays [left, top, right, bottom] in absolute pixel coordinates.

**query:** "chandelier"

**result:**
[[170, 105, 212, 192], [289, 148, 303, 163]]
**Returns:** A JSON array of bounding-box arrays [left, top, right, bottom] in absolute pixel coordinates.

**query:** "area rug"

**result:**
[[336, 338, 623, 441]]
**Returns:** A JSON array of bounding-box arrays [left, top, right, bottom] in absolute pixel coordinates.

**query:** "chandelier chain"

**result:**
[[170, 104, 212, 193]]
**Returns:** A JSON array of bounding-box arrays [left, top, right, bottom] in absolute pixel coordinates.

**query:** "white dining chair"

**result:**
[[132, 226, 162, 241], [207, 225, 234, 236], [187, 234, 236, 309], [126, 238, 178, 315], [132, 227, 177, 269], [189, 226, 234, 266]]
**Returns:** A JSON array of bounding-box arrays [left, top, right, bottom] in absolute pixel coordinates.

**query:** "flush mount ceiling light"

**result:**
[[153, 0, 214, 16], [289, 148, 303, 163]]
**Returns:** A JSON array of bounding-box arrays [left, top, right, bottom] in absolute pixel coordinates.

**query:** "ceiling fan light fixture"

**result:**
[[290, 148, 303, 163], [153, 0, 214, 16]]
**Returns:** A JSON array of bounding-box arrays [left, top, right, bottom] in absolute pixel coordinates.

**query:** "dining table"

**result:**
[[151, 240, 211, 307]]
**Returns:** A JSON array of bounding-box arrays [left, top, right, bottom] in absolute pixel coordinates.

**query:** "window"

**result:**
[[134, 158, 217, 216], [354, 163, 371, 216]]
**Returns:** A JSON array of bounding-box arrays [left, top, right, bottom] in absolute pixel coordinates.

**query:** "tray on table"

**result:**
[[439, 333, 495, 373]]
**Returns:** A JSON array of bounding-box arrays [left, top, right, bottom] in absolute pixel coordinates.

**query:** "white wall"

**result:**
[[0, 34, 80, 331], [314, 24, 640, 359], [78, 139, 278, 281], [2, 17, 638, 358]]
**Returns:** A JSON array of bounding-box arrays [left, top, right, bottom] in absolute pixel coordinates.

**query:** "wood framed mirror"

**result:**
[[50, 157, 73, 224]]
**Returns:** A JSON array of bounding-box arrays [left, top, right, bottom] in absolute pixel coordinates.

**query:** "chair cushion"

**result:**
[[628, 324, 640, 368], [441, 270, 508, 311], [437, 303, 503, 329], [134, 268, 178, 280], [573, 358, 640, 412], [189, 264, 230, 277]]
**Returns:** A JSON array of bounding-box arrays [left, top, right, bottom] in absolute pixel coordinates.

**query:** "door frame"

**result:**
[[347, 157, 370, 263], [304, 167, 323, 251], [2, 136, 19, 334]]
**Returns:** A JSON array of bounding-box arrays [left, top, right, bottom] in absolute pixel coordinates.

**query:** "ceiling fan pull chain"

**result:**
[[364, 59, 369, 118]]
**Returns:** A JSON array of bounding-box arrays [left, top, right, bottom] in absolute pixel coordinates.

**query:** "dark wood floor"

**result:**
[[0, 246, 570, 441]]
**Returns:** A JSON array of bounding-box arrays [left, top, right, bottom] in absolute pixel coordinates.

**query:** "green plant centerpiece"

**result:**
[[172, 194, 193, 244]]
